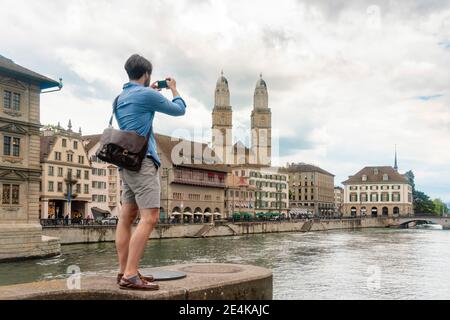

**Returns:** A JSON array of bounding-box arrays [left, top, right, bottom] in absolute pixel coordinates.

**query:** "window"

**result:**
[[12, 138, 20, 156], [3, 90, 11, 109], [58, 167, 63, 177], [62, 139, 67, 147], [48, 181, 54, 192], [2, 136, 19, 157], [48, 166, 54, 176], [55, 152, 61, 161], [57, 182, 63, 192], [78, 156, 84, 164], [76, 184, 81, 194], [73, 141, 78, 149], [12, 93, 20, 111], [84, 184, 89, 194], [2, 184, 10, 204], [76, 170, 81, 179], [383, 174, 389, 181], [362, 175, 367, 181], [67, 154, 73, 162], [84, 170, 89, 180], [3, 136, 11, 155], [67, 168, 72, 178]]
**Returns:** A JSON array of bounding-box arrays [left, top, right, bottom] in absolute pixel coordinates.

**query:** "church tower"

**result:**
[[212, 71, 233, 164], [251, 74, 272, 166]]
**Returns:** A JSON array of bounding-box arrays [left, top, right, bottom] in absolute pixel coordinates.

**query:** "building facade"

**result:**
[[334, 186, 344, 216], [83, 135, 122, 218], [225, 174, 256, 218], [40, 123, 91, 219], [342, 166, 413, 217], [231, 166, 289, 215], [158, 134, 228, 222], [280, 163, 335, 216], [0, 54, 61, 260]]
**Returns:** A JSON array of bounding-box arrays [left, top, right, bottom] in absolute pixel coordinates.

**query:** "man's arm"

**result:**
[[147, 77, 186, 116]]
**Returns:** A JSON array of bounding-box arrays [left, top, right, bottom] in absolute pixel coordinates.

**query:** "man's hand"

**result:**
[[166, 77, 180, 98], [150, 81, 161, 91]]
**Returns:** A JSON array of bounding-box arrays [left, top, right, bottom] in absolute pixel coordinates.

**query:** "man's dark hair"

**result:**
[[124, 54, 153, 80]]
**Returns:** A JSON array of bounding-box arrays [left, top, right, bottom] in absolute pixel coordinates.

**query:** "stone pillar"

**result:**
[[42, 201, 49, 219]]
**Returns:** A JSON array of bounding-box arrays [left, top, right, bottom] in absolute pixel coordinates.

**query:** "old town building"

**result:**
[[225, 173, 256, 218], [342, 166, 413, 217], [334, 186, 344, 216], [280, 163, 335, 216], [40, 122, 91, 219], [157, 134, 229, 222], [83, 135, 122, 218], [231, 166, 289, 215], [0, 55, 61, 260]]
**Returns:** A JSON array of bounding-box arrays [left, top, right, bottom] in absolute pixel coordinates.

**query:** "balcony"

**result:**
[[173, 176, 225, 188]]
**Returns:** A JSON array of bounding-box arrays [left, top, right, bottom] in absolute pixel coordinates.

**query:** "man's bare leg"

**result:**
[[123, 208, 159, 277], [116, 203, 139, 274]]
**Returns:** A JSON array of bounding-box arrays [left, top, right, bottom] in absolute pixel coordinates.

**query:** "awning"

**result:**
[[194, 212, 203, 215], [214, 212, 222, 216], [171, 212, 182, 216], [183, 212, 193, 216], [204, 212, 212, 216]]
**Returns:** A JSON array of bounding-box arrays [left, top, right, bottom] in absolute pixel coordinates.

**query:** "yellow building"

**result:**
[[280, 163, 335, 216], [40, 122, 91, 219]]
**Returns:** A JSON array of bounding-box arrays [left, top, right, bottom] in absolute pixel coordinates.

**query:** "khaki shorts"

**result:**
[[120, 157, 160, 209]]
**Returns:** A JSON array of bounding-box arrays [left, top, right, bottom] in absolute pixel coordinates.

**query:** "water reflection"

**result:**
[[2, 229, 450, 299]]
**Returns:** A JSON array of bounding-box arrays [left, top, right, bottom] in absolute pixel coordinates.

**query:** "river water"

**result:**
[[1, 228, 450, 299]]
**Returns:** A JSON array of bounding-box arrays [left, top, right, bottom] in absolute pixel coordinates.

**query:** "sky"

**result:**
[[1, 0, 449, 202]]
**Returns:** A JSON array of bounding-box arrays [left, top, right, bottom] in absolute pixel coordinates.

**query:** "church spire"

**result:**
[[254, 73, 268, 109], [394, 145, 398, 172], [214, 71, 230, 107]]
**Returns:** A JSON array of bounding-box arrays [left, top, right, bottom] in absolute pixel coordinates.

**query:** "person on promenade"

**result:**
[[114, 54, 187, 290]]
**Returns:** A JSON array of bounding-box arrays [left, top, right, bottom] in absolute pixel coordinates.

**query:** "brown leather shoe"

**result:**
[[117, 272, 155, 284], [119, 275, 160, 291]]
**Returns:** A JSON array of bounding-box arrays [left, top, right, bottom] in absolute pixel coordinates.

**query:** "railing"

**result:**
[[40, 216, 393, 228]]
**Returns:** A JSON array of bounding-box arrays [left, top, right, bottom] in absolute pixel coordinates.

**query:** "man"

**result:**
[[115, 54, 186, 290]]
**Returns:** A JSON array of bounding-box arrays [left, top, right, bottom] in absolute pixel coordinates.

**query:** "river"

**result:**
[[2, 228, 450, 299]]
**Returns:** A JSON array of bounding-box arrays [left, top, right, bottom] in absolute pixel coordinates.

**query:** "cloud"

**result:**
[[1, 0, 449, 201]]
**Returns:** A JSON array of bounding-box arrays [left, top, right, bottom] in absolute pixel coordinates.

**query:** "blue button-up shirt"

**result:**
[[114, 82, 187, 167]]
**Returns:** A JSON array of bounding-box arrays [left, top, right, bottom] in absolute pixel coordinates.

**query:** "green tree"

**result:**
[[413, 190, 435, 215], [432, 199, 449, 217]]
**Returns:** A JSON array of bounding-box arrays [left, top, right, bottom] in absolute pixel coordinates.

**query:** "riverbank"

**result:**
[[43, 218, 394, 245]]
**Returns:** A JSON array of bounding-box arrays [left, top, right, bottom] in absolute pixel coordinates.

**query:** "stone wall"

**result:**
[[42, 218, 393, 245]]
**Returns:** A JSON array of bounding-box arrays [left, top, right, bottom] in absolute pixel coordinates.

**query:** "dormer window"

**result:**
[[362, 175, 367, 182], [383, 174, 389, 181], [374, 168, 379, 175]]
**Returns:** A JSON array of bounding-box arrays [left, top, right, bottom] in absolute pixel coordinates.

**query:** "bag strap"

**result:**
[[109, 95, 152, 143]]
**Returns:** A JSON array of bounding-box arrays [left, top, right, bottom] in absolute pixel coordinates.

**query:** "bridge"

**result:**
[[389, 216, 450, 229]]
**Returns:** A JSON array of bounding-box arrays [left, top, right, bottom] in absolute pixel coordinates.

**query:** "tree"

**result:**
[[432, 199, 449, 217], [413, 190, 435, 215]]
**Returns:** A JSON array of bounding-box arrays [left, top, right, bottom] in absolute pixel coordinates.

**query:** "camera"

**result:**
[[157, 79, 169, 89]]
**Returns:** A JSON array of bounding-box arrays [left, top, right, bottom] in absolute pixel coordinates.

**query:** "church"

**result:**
[[211, 72, 272, 167]]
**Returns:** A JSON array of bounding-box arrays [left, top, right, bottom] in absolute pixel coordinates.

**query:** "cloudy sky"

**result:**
[[1, 0, 449, 202]]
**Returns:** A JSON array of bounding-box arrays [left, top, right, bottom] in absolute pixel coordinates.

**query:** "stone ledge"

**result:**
[[0, 263, 273, 300]]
